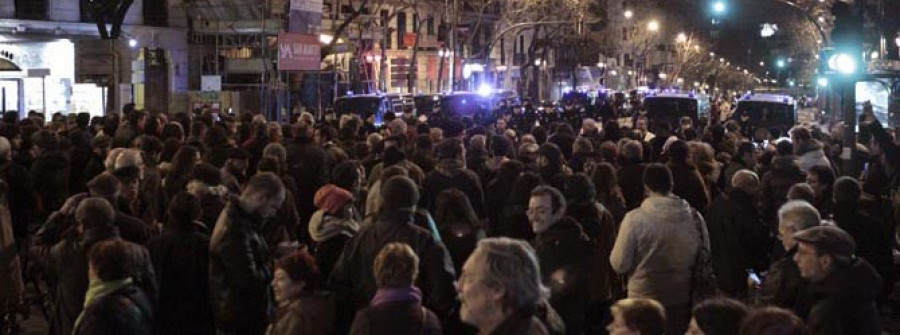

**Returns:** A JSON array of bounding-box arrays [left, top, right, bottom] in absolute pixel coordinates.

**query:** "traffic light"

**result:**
[[824, 1, 864, 78]]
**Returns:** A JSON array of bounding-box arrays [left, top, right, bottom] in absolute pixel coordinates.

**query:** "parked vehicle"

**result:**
[[643, 92, 711, 129], [731, 93, 797, 140], [334, 94, 402, 126]]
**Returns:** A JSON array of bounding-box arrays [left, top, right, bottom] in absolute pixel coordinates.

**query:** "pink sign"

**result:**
[[278, 33, 321, 71]]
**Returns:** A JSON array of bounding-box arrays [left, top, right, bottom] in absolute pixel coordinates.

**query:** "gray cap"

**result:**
[[793, 226, 856, 257]]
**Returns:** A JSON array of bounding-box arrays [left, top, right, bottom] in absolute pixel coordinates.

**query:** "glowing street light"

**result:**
[[128, 38, 138, 48], [776, 59, 786, 68], [624, 10, 634, 19], [675, 32, 688, 43], [647, 20, 660, 32], [712, 1, 727, 14]]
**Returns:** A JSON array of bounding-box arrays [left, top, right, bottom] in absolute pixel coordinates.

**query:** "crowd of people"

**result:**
[[0, 102, 896, 334]]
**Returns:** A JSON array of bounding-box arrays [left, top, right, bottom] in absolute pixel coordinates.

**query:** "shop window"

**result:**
[[144, 0, 168, 26], [15, 0, 46, 20]]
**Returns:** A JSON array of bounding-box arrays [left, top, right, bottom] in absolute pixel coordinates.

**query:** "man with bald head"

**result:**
[[707, 169, 772, 298]]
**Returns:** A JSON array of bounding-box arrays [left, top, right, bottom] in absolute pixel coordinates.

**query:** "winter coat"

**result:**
[[723, 159, 755, 191], [329, 209, 457, 317], [832, 203, 894, 296], [796, 140, 832, 172], [308, 205, 360, 279], [31, 150, 71, 216], [610, 196, 707, 306], [0, 159, 38, 240], [497, 204, 535, 241], [349, 299, 441, 335], [189, 182, 228, 232], [267, 291, 337, 335], [489, 310, 550, 335], [761, 156, 806, 222], [46, 228, 157, 335], [617, 161, 646, 211], [147, 225, 215, 335], [423, 160, 486, 218], [286, 139, 329, 228], [707, 190, 771, 297], [533, 217, 594, 335], [115, 210, 156, 245], [667, 162, 710, 212], [209, 202, 274, 334], [565, 201, 618, 302], [72, 283, 154, 335], [757, 248, 806, 309], [435, 218, 484, 275], [800, 258, 882, 335], [0, 183, 23, 314]]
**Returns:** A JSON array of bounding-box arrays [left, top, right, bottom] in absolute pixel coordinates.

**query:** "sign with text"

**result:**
[[278, 33, 321, 71]]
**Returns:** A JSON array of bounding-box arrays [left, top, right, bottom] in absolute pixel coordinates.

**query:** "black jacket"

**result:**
[[329, 209, 457, 317], [800, 258, 882, 335], [72, 284, 154, 335], [286, 139, 329, 228], [667, 162, 709, 213], [147, 225, 215, 335], [423, 161, 486, 218], [707, 190, 771, 297], [31, 150, 71, 216], [349, 300, 442, 335], [832, 203, 894, 295], [2, 158, 38, 239], [209, 202, 273, 334], [761, 156, 806, 222], [758, 248, 806, 309], [617, 161, 645, 211], [532, 218, 594, 335]]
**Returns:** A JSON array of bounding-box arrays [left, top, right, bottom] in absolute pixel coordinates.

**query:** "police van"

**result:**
[[731, 93, 797, 141], [642, 92, 711, 129]]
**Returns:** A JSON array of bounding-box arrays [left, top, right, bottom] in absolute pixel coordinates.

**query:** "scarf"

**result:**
[[308, 209, 360, 242], [73, 277, 133, 333], [370, 286, 422, 307]]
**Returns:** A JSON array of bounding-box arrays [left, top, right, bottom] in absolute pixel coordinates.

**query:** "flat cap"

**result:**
[[793, 226, 856, 258]]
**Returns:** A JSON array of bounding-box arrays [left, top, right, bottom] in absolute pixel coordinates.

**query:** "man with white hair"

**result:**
[[706, 170, 771, 298], [457, 238, 551, 334], [758, 200, 821, 308]]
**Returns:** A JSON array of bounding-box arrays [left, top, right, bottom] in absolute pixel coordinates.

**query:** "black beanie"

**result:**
[[380, 176, 419, 209]]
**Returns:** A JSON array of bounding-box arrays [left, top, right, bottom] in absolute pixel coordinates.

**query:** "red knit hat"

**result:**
[[314, 184, 353, 215]]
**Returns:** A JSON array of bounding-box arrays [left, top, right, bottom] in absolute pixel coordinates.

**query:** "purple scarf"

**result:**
[[370, 286, 422, 307]]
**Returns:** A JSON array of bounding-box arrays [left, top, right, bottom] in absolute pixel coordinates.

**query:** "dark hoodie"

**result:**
[[422, 159, 486, 217], [799, 258, 882, 335]]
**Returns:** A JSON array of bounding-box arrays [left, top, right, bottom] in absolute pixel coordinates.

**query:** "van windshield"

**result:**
[[733, 101, 794, 127], [645, 97, 699, 125], [334, 97, 382, 117]]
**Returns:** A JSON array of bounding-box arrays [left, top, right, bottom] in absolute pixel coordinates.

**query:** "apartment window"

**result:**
[[396, 12, 407, 48], [15, 0, 46, 20], [518, 35, 524, 53], [426, 17, 435, 36], [144, 0, 168, 26], [412, 14, 419, 32], [381, 10, 392, 49], [622, 27, 628, 41]]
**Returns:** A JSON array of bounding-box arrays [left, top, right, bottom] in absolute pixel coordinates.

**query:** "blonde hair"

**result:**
[[374, 243, 419, 288]]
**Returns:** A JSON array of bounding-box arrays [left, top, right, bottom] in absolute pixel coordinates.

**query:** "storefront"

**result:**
[[0, 38, 106, 118]]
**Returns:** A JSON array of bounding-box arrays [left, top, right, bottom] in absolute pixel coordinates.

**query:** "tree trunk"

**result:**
[[408, 14, 426, 93]]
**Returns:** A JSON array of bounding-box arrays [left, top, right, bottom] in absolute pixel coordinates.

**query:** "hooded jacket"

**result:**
[[610, 195, 707, 306], [801, 258, 882, 335], [422, 159, 486, 218], [796, 140, 832, 172]]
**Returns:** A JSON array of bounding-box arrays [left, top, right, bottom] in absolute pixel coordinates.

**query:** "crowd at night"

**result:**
[[0, 100, 895, 334]]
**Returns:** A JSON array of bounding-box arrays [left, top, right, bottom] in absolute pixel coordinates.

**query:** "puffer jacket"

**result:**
[[209, 202, 273, 335], [610, 196, 707, 306]]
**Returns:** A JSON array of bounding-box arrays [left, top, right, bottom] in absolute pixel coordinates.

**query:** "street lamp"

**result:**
[[776, 59, 786, 68], [676, 32, 687, 43], [647, 20, 660, 32], [624, 10, 634, 19], [712, 1, 727, 14], [128, 38, 137, 48]]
